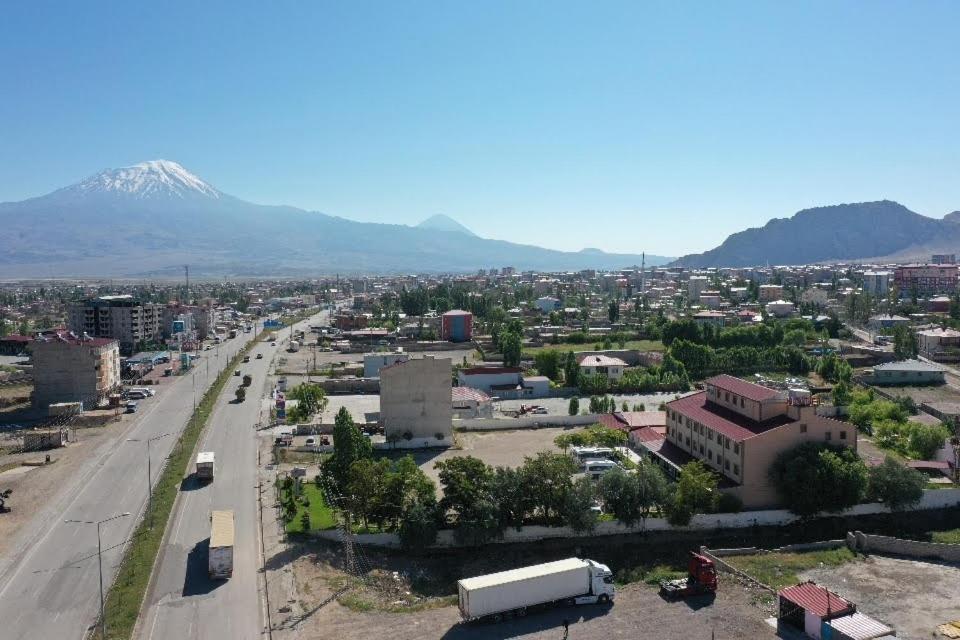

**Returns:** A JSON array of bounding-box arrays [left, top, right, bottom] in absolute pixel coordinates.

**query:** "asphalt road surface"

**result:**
[[137, 311, 326, 640], [0, 312, 319, 640]]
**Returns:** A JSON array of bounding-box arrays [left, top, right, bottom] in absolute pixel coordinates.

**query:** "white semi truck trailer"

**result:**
[[458, 557, 614, 622]]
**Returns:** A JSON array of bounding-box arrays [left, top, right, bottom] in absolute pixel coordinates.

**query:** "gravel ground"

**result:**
[[801, 555, 960, 640], [276, 561, 774, 640]]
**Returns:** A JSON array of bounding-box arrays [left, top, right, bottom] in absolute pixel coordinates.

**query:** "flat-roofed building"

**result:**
[[32, 333, 120, 410], [379, 356, 453, 448]]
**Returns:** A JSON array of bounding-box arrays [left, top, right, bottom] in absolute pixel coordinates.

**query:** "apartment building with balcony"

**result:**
[[67, 295, 162, 355], [894, 264, 959, 297], [32, 333, 120, 410], [662, 374, 855, 508]]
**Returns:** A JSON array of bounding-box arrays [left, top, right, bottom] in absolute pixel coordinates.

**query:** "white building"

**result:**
[[363, 351, 409, 378], [578, 354, 627, 381], [687, 276, 709, 302], [379, 356, 453, 448], [765, 300, 796, 318], [862, 271, 892, 297], [800, 288, 829, 306], [535, 296, 561, 314]]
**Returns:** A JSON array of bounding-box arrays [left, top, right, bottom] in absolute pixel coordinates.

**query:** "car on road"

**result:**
[[125, 401, 139, 413], [256, 353, 263, 359], [270, 341, 276, 346], [243, 355, 250, 363], [234, 369, 241, 376]]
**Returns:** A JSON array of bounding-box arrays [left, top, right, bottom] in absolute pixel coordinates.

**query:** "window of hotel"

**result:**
[[740, 397, 745, 407], [840, 431, 847, 440], [725, 438, 730, 449], [733, 443, 740, 454], [724, 392, 729, 402], [733, 464, 739, 475], [708, 430, 713, 441], [825, 431, 832, 441], [685, 437, 690, 447]]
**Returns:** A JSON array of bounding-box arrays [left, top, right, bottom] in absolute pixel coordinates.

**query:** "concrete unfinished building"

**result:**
[[379, 356, 453, 448]]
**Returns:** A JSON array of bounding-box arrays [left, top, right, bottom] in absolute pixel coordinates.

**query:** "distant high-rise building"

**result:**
[[862, 271, 892, 297], [932, 254, 957, 265], [894, 264, 959, 297], [687, 276, 709, 302]]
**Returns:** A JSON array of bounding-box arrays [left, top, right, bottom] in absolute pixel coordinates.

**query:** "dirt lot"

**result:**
[[413, 428, 570, 489], [802, 555, 960, 640], [275, 549, 775, 640]]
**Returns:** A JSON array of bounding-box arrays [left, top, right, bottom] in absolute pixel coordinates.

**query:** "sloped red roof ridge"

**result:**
[[667, 391, 793, 442], [779, 582, 854, 618], [705, 374, 780, 402]]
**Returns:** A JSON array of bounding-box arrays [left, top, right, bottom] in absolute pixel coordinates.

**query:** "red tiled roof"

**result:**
[[667, 391, 793, 442], [460, 367, 522, 376], [705, 374, 780, 402], [779, 582, 853, 619], [631, 426, 666, 443], [452, 386, 491, 403], [618, 411, 667, 428], [596, 414, 627, 431]]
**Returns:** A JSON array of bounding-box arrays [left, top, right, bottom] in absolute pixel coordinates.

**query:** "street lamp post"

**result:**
[[65, 512, 131, 640], [127, 433, 171, 527]]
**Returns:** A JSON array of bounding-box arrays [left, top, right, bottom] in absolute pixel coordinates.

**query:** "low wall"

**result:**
[[311, 489, 960, 549], [311, 378, 380, 394], [454, 414, 601, 431], [850, 531, 960, 562]]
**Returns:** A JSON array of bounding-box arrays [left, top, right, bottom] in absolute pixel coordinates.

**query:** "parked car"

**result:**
[[305, 437, 316, 446], [125, 401, 139, 413]]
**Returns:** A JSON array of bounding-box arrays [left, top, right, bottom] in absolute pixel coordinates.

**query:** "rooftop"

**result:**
[[452, 386, 491, 403], [668, 391, 793, 442], [871, 359, 943, 373], [705, 374, 780, 402], [778, 582, 853, 619], [579, 355, 628, 367], [460, 366, 522, 376]]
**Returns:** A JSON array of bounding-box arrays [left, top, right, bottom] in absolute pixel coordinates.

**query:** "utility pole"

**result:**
[[65, 513, 131, 640]]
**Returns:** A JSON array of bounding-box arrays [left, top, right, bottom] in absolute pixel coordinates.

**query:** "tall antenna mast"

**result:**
[[184, 265, 190, 304]]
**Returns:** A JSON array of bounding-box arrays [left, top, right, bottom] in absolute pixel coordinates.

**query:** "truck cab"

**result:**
[[584, 559, 616, 603]]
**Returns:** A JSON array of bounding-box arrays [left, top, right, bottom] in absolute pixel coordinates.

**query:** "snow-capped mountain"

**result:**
[[66, 160, 221, 200], [0, 159, 669, 276]]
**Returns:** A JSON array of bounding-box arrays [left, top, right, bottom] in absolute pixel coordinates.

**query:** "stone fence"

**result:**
[[309, 488, 960, 549], [848, 531, 960, 562]]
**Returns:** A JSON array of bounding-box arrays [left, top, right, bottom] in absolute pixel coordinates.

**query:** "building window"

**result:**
[[725, 392, 729, 402], [708, 450, 713, 461], [699, 444, 704, 454], [685, 437, 690, 447], [724, 459, 730, 470], [733, 464, 739, 475], [708, 430, 713, 441], [840, 431, 847, 440], [800, 423, 807, 433], [825, 431, 832, 441], [740, 397, 745, 408], [733, 443, 739, 454]]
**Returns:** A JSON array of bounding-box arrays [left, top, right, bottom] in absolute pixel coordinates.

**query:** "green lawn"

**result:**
[[931, 528, 960, 544], [282, 482, 338, 533], [724, 548, 858, 590]]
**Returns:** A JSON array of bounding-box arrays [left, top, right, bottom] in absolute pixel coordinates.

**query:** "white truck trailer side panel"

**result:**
[[458, 558, 590, 619]]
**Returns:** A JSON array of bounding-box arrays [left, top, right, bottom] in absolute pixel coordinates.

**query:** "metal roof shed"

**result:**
[[822, 612, 895, 640]]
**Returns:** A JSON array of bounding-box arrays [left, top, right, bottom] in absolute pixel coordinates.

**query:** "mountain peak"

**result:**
[[416, 214, 476, 236], [73, 159, 220, 200]]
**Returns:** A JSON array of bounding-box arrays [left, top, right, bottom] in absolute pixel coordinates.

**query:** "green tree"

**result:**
[[568, 396, 580, 416], [666, 461, 717, 525], [398, 495, 441, 550], [345, 458, 391, 530], [907, 422, 950, 459], [500, 330, 522, 368], [489, 466, 529, 531], [563, 351, 580, 387], [867, 457, 926, 511], [598, 468, 642, 526], [634, 462, 672, 521], [770, 442, 868, 516], [564, 476, 599, 533], [892, 324, 918, 359], [607, 299, 620, 324], [534, 350, 563, 382], [324, 407, 373, 492], [289, 383, 328, 419], [523, 451, 578, 524]]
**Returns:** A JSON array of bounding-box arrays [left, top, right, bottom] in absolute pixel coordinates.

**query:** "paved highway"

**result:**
[[0, 314, 307, 640], [137, 311, 326, 640]]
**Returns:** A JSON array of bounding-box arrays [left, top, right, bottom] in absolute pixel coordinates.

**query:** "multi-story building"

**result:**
[[932, 254, 956, 265], [862, 271, 892, 297], [894, 264, 959, 297], [32, 333, 120, 410], [578, 354, 627, 381], [758, 284, 784, 303], [917, 327, 960, 362], [363, 351, 409, 378], [440, 310, 473, 342], [67, 295, 162, 355], [662, 374, 855, 508], [379, 356, 453, 448], [163, 303, 215, 339], [687, 276, 709, 302]]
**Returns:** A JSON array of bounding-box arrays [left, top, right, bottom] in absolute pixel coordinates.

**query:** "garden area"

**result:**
[[847, 388, 952, 461], [724, 547, 859, 590], [278, 476, 337, 533]]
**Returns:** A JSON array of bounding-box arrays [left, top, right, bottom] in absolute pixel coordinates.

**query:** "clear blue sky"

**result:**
[[2, 1, 958, 257]]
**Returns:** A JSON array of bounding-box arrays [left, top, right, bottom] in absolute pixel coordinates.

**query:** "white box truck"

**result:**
[[209, 510, 234, 579], [458, 558, 614, 622], [196, 451, 215, 482]]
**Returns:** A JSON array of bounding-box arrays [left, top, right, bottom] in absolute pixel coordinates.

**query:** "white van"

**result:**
[[583, 459, 619, 480]]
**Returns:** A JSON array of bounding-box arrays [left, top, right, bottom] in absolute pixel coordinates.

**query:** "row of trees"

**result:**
[[669, 339, 811, 378], [771, 442, 928, 515]]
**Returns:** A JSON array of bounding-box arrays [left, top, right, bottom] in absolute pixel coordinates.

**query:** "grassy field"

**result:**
[[101, 333, 264, 639], [282, 482, 338, 533], [724, 548, 858, 590], [524, 339, 665, 355], [931, 528, 960, 544]]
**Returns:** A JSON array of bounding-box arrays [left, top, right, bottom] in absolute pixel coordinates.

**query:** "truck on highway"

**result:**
[[208, 510, 234, 579], [457, 557, 614, 623], [196, 451, 215, 482], [228, 329, 237, 339]]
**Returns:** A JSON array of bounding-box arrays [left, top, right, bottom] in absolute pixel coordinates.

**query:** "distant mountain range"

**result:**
[[670, 200, 960, 268], [0, 160, 671, 277]]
